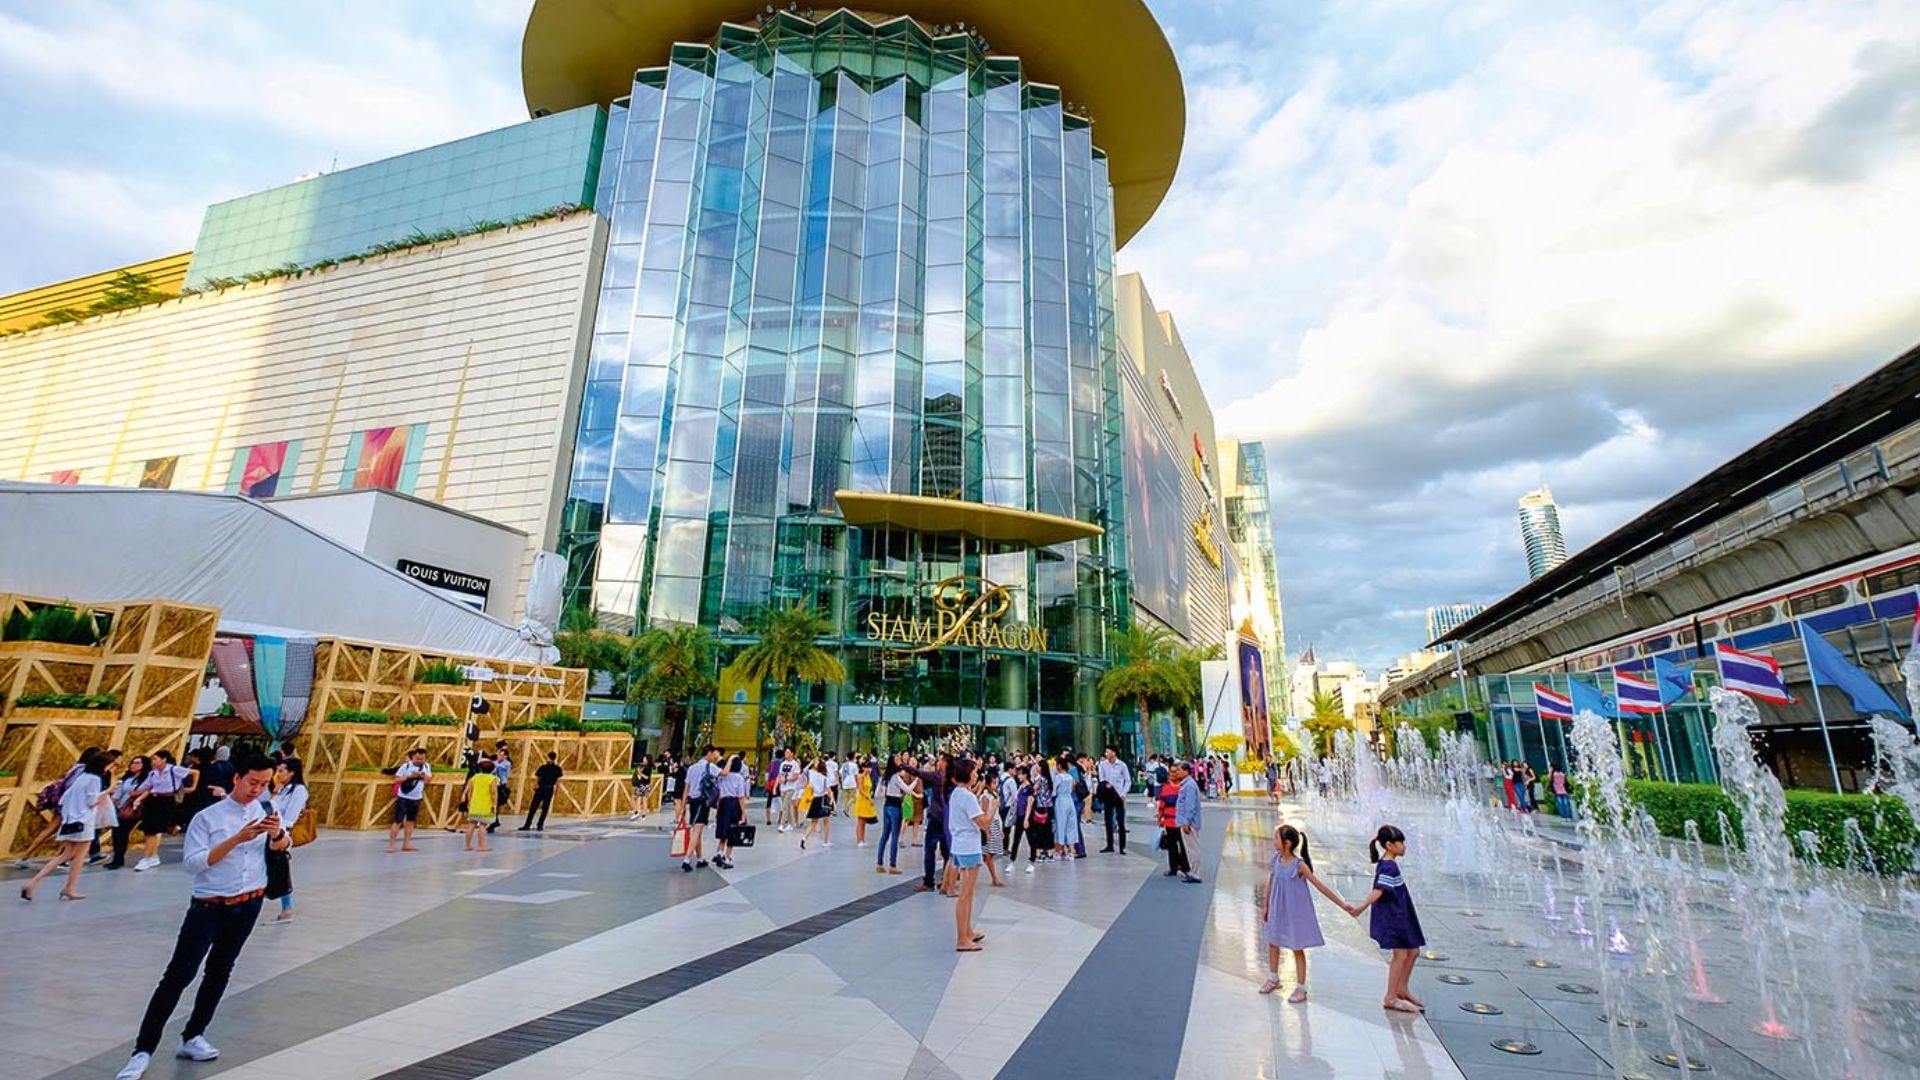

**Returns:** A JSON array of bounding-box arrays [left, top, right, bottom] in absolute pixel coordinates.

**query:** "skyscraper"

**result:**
[[1425, 602, 1486, 644], [1219, 439, 1285, 689], [1518, 485, 1568, 580]]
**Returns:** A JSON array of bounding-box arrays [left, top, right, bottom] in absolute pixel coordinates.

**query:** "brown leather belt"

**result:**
[[191, 888, 265, 906]]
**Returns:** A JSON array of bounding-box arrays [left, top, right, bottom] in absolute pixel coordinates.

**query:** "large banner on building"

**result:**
[[1121, 380, 1191, 637], [1238, 637, 1271, 758]]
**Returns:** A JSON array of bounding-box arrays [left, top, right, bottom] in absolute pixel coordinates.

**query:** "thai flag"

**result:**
[[1534, 684, 1574, 722], [1715, 643, 1795, 705], [1614, 671, 1664, 715]]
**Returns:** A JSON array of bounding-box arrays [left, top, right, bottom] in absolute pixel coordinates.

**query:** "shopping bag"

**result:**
[[670, 826, 691, 858], [730, 824, 757, 848]]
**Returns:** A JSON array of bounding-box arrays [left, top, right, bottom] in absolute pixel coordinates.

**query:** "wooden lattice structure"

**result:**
[[298, 638, 611, 830], [0, 595, 218, 857]]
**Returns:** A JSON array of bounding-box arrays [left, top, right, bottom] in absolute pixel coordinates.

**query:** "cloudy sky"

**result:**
[[4, 0, 1918, 672]]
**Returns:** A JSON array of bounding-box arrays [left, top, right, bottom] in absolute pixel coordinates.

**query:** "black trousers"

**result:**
[[922, 817, 950, 887], [109, 819, 138, 865], [523, 786, 555, 830], [135, 896, 263, 1054], [1162, 827, 1190, 875], [1101, 790, 1128, 852]]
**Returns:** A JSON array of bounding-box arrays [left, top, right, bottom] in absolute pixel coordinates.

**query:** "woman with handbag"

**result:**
[[713, 754, 750, 869], [1025, 760, 1056, 872], [105, 755, 152, 869], [131, 749, 198, 871], [267, 758, 309, 923], [21, 754, 110, 901]]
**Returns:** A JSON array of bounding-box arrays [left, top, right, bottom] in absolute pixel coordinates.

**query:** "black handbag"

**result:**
[[730, 824, 757, 848], [265, 847, 292, 899], [57, 819, 85, 837]]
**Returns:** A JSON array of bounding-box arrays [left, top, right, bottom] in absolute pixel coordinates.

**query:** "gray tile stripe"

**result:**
[[995, 812, 1228, 1080], [374, 881, 922, 1080]]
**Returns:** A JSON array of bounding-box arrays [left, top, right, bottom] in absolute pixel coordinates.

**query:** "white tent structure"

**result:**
[[0, 483, 554, 663]]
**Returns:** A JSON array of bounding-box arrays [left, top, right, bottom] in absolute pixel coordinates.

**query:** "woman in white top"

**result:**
[[268, 757, 309, 923], [21, 755, 111, 901], [800, 759, 834, 850]]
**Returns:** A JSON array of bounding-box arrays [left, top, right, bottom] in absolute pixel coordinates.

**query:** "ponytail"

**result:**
[[1368, 823, 1405, 864], [1280, 824, 1312, 872]]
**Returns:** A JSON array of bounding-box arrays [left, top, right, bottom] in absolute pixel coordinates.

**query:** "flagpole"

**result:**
[[1654, 701, 1679, 782], [1798, 621, 1845, 794]]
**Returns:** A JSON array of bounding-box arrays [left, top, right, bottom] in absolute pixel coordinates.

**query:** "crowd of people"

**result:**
[[11, 732, 1443, 1076]]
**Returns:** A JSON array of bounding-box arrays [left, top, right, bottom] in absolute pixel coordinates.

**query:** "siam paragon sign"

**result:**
[[863, 575, 1051, 654]]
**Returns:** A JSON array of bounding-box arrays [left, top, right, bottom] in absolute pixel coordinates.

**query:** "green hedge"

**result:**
[[327, 709, 391, 724], [397, 713, 458, 727], [505, 712, 627, 734], [15, 691, 121, 710], [1597, 780, 1915, 875], [415, 661, 470, 686]]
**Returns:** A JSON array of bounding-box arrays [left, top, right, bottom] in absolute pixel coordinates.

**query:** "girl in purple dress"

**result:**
[[1350, 824, 1426, 1013], [1257, 824, 1354, 1001]]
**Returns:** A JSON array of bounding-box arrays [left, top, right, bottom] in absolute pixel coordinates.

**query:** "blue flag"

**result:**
[[1651, 657, 1695, 706], [1799, 620, 1906, 718], [1568, 678, 1620, 718]]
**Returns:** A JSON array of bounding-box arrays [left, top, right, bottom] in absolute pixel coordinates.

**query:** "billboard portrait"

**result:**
[[228, 440, 303, 499], [1238, 637, 1271, 758], [340, 424, 425, 493], [1121, 380, 1190, 638]]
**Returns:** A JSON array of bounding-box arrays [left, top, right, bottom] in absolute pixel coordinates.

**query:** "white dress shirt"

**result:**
[[182, 796, 270, 898], [270, 783, 308, 832], [1096, 758, 1131, 796]]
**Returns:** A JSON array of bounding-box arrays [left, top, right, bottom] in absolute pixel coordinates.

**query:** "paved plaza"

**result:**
[[6, 791, 1918, 1079]]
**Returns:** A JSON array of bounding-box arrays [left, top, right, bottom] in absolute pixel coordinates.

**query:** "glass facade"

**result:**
[[561, 12, 1131, 751], [186, 107, 606, 288]]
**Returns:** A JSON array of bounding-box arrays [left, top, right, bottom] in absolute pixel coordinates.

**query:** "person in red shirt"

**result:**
[[1158, 764, 1191, 878]]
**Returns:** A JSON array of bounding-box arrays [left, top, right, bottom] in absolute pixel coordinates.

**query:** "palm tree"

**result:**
[[1301, 688, 1354, 756], [631, 623, 718, 755], [722, 602, 846, 745], [1167, 642, 1224, 754], [1099, 623, 1179, 748], [554, 606, 634, 693]]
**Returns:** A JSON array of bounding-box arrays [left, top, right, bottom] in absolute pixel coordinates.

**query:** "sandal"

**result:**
[[1288, 987, 1308, 1004], [1257, 978, 1281, 995], [955, 944, 983, 952], [971, 932, 985, 942], [1385, 1000, 1421, 1013]]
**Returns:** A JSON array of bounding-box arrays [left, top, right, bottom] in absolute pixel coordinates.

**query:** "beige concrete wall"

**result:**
[[0, 213, 605, 618]]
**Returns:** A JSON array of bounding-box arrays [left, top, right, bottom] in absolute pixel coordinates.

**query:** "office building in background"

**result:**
[[1518, 484, 1569, 580]]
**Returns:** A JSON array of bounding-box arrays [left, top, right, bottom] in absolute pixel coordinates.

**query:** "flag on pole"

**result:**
[[1614, 670, 1664, 714], [1534, 684, 1573, 722], [1799, 620, 1906, 718], [1652, 657, 1695, 705], [1569, 677, 1621, 717], [1715, 643, 1794, 704]]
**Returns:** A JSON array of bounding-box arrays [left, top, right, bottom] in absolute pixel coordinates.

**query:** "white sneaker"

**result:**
[[116, 1051, 151, 1079], [1025, 864, 1034, 874], [133, 856, 160, 872], [176, 1036, 220, 1061], [856, 841, 867, 848], [822, 841, 834, 848]]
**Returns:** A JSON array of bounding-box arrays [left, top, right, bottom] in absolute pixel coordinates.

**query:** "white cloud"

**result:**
[[0, 1, 529, 158], [1126, 0, 1920, 670]]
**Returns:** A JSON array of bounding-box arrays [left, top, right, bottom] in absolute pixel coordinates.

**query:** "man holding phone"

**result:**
[[116, 752, 289, 1079]]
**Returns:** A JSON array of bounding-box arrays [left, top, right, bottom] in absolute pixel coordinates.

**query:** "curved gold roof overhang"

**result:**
[[834, 490, 1102, 548], [521, 0, 1184, 248]]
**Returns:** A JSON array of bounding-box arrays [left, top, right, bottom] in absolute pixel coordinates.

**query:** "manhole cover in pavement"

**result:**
[[1601, 1014, 1649, 1028], [1437, 974, 1473, 985], [1460, 1002, 1505, 1015], [1650, 1052, 1710, 1071], [1557, 982, 1598, 994], [1423, 950, 1449, 961], [1492, 1039, 1541, 1055], [1527, 958, 1560, 968]]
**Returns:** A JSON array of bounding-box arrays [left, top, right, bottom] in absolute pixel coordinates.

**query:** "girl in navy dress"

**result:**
[[1349, 824, 1426, 1013]]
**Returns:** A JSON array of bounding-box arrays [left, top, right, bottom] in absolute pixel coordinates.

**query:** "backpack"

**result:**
[[699, 764, 719, 803], [34, 775, 69, 812]]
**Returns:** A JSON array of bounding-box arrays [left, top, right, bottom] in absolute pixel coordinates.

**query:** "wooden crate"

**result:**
[[297, 635, 589, 830], [0, 595, 217, 857]]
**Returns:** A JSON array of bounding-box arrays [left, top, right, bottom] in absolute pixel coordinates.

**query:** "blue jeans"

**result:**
[[1555, 793, 1573, 818], [877, 804, 903, 868]]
